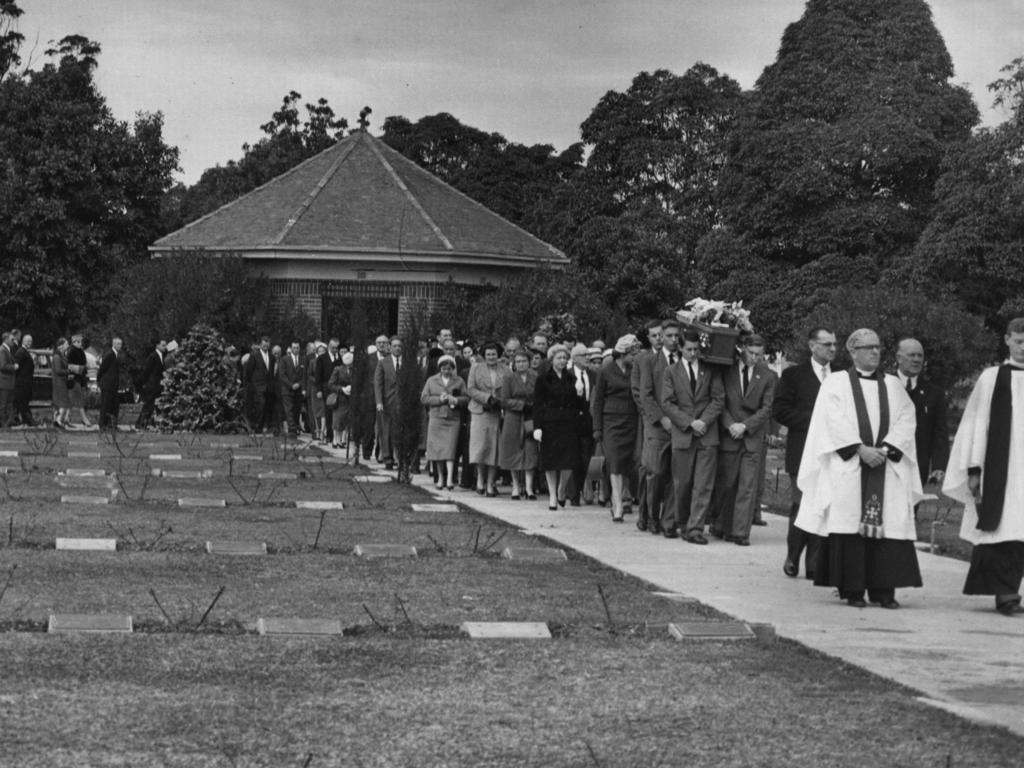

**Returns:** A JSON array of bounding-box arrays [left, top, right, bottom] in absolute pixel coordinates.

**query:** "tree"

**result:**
[[0, 0, 23, 79], [0, 31, 179, 336], [154, 323, 243, 432], [706, 0, 978, 342], [903, 57, 1024, 329], [564, 65, 743, 323]]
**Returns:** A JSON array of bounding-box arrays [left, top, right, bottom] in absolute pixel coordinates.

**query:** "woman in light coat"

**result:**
[[421, 355, 468, 489], [499, 349, 538, 499], [466, 342, 506, 496]]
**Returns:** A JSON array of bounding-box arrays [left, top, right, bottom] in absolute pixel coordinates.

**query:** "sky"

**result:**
[[15, 0, 1024, 184]]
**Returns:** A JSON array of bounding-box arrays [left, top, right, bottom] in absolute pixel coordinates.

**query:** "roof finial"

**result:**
[[358, 106, 372, 131]]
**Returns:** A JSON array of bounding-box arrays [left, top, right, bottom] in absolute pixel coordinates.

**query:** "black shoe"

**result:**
[[731, 537, 750, 546], [683, 533, 708, 545], [650, 521, 663, 536], [783, 559, 798, 578], [612, 515, 624, 523], [636, 519, 648, 532], [752, 519, 768, 526], [526, 494, 537, 501], [384, 461, 394, 470], [662, 528, 679, 539], [876, 599, 900, 609], [557, 498, 566, 508], [996, 599, 1023, 616], [847, 598, 867, 608], [709, 528, 725, 540], [510, 494, 520, 501]]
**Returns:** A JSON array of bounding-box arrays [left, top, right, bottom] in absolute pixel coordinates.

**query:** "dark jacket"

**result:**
[[907, 375, 949, 484], [533, 366, 587, 432], [97, 349, 121, 393], [139, 350, 165, 396], [773, 361, 835, 476]]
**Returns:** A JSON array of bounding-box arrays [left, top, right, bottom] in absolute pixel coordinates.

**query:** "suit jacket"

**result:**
[[278, 352, 306, 394], [635, 348, 673, 441], [660, 361, 724, 450], [773, 361, 835, 476], [592, 359, 637, 434], [0, 343, 16, 391], [139, 350, 165, 396], [719, 361, 777, 453], [315, 352, 340, 394], [907, 375, 949, 483], [97, 350, 121, 393], [374, 355, 400, 412], [243, 350, 274, 393], [13, 346, 33, 388]]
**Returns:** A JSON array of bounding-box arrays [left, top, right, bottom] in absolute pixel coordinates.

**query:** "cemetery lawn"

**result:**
[[0, 432, 1021, 767]]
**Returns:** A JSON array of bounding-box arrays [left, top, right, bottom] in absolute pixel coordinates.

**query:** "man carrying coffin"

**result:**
[[944, 317, 1024, 616], [795, 329, 923, 609]]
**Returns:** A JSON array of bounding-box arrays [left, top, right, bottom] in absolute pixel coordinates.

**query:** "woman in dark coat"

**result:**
[[499, 349, 539, 499], [51, 337, 70, 428], [533, 344, 586, 510], [327, 351, 353, 448], [66, 334, 91, 427], [591, 334, 641, 522]]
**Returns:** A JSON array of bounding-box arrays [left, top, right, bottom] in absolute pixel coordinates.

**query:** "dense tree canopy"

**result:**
[[0, 27, 178, 337]]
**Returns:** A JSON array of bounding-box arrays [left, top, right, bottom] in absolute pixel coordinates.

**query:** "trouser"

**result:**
[[0, 388, 13, 427], [640, 435, 672, 529], [99, 387, 119, 429], [666, 443, 717, 536], [711, 447, 759, 539], [136, 391, 158, 429], [280, 389, 302, 434], [571, 432, 595, 502], [786, 476, 820, 577], [13, 383, 33, 425]]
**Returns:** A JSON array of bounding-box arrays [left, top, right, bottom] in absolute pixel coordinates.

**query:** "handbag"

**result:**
[[325, 392, 338, 408]]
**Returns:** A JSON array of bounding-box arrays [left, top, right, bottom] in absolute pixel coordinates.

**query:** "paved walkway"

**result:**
[[388, 467, 1024, 738]]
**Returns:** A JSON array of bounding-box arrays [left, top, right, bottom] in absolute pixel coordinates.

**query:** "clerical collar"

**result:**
[[1007, 360, 1024, 370], [855, 368, 878, 379]]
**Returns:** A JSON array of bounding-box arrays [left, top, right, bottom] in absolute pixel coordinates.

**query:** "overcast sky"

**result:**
[[17, 1, 1024, 184]]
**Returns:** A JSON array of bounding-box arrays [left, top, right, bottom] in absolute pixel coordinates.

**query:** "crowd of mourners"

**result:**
[[4, 316, 1023, 617]]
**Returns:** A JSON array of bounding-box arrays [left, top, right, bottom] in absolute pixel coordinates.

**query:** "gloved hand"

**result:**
[[533, 429, 542, 442]]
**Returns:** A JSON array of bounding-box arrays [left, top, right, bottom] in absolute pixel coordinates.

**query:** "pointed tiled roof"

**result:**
[[151, 131, 566, 265]]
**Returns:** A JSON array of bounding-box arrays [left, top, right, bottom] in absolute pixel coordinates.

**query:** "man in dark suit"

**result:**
[[278, 340, 307, 436], [895, 338, 949, 487], [635, 319, 678, 534], [242, 336, 275, 432], [135, 339, 166, 429], [12, 333, 34, 426], [97, 337, 123, 430], [630, 320, 663, 531], [660, 330, 725, 543], [0, 331, 18, 428], [773, 327, 837, 578], [374, 336, 402, 470], [709, 334, 777, 546], [569, 343, 597, 505]]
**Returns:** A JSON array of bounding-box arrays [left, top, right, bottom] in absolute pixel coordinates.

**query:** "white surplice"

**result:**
[[795, 371, 921, 540], [943, 364, 1024, 545]]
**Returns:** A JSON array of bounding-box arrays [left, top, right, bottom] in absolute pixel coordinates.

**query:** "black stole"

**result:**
[[847, 369, 889, 539], [978, 364, 1019, 531]]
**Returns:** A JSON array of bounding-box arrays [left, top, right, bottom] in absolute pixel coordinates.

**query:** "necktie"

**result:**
[[688, 362, 697, 395], [821, 365, 828, 382], [670, 352, 678, 365], [742, 365, 749, 395], [906, 378, 913, 393]]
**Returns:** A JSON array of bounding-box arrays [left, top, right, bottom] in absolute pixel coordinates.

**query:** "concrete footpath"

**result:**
[[399, 471, 1024, 738]]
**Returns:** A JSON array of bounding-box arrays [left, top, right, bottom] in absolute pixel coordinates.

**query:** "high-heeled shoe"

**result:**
[[557, 499, 566, 508]]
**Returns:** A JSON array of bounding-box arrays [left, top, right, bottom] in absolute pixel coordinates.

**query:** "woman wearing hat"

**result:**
[[466, 341, 506, 496], [66, 334, 91, 427], [533, 343, 587, 509], [51, 337, 71, 429], [499, 349, 539, 499], [592, 334, 641, 522], [327, 351, 354, 448], [421, 354, 468, 490]]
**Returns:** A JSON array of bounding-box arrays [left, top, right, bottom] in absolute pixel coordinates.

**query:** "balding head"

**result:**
[[896, 337, 925, 377]]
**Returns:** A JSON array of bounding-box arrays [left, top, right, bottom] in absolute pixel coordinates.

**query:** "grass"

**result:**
[[0, 431, 1021, 766]]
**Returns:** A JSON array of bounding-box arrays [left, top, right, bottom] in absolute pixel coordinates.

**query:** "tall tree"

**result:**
[[905, 57, 1024, 328], [0, 0, 23, 78], [705, 0, 978, 347], [565, 64, 742, 322], [0, 31, 179, 335]]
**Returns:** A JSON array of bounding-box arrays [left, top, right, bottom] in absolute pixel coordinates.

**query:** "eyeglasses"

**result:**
[[852, 345, 881, 351], [813, 341, 837, 347]]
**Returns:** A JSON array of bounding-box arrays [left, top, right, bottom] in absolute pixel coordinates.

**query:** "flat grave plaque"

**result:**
[[178, 497, 226, 508], [55, 537, 117, 552], [461, 622, 551, 639], [354, 475, 391, 484], [668, 622, 756, 641], [211, 442, 243, 448], [257, 618, 344, 636], [48, 613, 133, 634], [232, 454, 264, 461], [64, 469, 108, 477], [353, 544, 417, 558], [0, 450, 18, 457], [163, 469, 214, 480], [258, 471, 297, 480], [299, 456, 347, 464], [411, 503, 460, 513], [501, 547, 568, 562], [67, 451, 101, 459], [60, 495, 109, 505], [206, 540, 267, 556], [295, 501, 344, 510], [149, 453, 182, 461]]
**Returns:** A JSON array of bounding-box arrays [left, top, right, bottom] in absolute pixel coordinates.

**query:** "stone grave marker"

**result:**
[[501, 546, 568, 562], [295, 501, 344, 510], [232, 454, 263, 461], [668, 621, 756, 641], [178, 497, 226, 508], [354, 475, 391, 484], [461, 622, 551, 639], [67, 451, 102, 459], [353, 544, 417, 558], [64, 469, 108, 477], [149, 453, 182, 461], [60, 495, 110, 505], [411, 503, 460, 513], [256, 618, 344, 636], [48, 614, 133, 634], [55, 538, 118, 552], [206, 540, 267, 556], [163, 469, 214, 480], [258, 471, 297, 480], [0, 450, 18, 457], [211, 442, 243, 449]]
